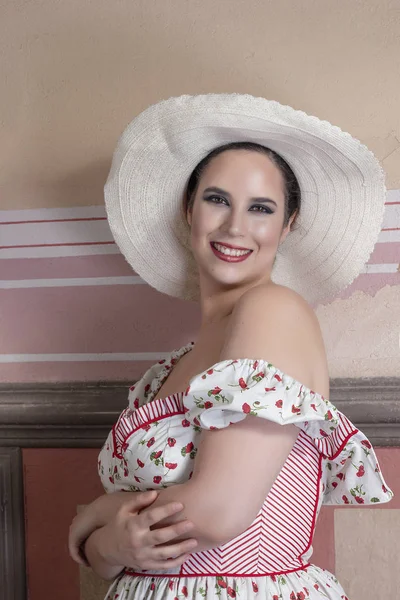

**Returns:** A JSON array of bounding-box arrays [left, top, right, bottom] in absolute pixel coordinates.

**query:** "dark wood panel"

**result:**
[[0, 378, 399, 447], [0, 448, 26, 600]]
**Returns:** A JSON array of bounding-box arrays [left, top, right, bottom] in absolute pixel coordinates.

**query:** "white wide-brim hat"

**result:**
[[104, 94, 386, 303]]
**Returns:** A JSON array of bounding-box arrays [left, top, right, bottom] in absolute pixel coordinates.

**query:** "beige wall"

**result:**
[[317, 285, 399, 378], [1, 0, 400, 210]]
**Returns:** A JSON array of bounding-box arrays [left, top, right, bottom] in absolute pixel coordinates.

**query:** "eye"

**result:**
[[249, 204, 274, 214], [204, 195, 229, 206]]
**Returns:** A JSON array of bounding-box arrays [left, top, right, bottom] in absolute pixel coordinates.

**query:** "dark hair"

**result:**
[[184, 142, 301, 227]]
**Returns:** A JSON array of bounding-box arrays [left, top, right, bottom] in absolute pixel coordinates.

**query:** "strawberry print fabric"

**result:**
[[98, 344, 393, 600], [183, 357, 394, 506]]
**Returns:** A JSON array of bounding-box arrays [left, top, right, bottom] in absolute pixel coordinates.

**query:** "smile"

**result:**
[[211, 242, 253, 262]]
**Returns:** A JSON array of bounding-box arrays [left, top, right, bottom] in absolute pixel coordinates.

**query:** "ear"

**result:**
[[279, 212, 297, 244], [186, 207, 192, 227]]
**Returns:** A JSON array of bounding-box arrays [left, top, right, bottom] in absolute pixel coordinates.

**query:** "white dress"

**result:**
[[98, 343, 393, 599]]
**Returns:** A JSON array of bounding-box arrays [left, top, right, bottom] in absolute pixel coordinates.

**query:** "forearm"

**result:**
[[84, 526, 125, 581], [90, 491, 137, 527], [142, 482, 233, 550]]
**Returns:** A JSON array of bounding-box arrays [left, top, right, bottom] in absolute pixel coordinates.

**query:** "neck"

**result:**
[[199, 288, 240, 325], [198, 274, 270, 327]]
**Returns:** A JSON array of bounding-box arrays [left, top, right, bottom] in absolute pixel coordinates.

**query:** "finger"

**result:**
[[121, 490, 159, 514], [152, 538, 198, 560], [127, 490, 158, 510], [140, 502, 184, 528], [68, 528, 85, 554], [68, 533, 79, 560], [149, 519, 194, 545], [68, 541, 86, 565]]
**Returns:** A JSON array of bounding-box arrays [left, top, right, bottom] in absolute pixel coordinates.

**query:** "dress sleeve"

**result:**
[[183, 358, 339, 435], [314, 412, 394, 506], [183, 358, 394, 506]]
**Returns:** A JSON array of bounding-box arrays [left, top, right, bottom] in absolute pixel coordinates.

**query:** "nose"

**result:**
[[221, 207, 245, 237]]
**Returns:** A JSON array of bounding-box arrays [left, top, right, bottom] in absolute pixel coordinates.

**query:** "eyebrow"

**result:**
[[203, 186, 278, 208]]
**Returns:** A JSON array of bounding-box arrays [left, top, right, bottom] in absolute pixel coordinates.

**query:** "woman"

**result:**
[[69, 94, 393, 599]]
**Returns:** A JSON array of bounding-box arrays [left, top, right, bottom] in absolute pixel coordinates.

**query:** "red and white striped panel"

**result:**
[[112, 394, 185, 458], [181, 431, 322, 576]]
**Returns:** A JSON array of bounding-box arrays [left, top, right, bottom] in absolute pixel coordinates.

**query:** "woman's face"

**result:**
[[187, 149, 293, 294]]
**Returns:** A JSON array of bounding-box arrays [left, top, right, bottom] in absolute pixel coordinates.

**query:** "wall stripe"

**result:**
[[338, 272, 400, 299], [0, 242, 115, 250], [0, 265, 398, 288], [387, 189, 400, 202], [378, 230, 400, 243], [0, 244, 120, 259], [0, 220, 114, 247], [0, 276, 145, 289], [363, 264, 399, 274], [0, 353, 170, 363], [382, 205, 400, 229], [369, 242, 400, 264], [0, 254, 132, 280], [0, 284, 200, 355], [0, 206, 106, 221], [0, 217, 107, 226], [0, 361, 157, 383]]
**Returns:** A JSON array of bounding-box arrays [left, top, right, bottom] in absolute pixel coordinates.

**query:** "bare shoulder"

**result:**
[[230, 283, 319, 334], [237, 282, 312, 312], [221, 284, 329, 395]]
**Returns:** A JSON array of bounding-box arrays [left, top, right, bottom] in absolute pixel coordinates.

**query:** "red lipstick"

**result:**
[[210, 242, 252, 263]]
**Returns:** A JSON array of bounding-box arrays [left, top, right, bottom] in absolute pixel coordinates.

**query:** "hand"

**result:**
[[94, 496, 198, 571], [69, 490, 160, 565], [68, 505, 105, 565]]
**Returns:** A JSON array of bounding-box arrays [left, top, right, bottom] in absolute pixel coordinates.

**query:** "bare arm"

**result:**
[[142, 416, 299, 547], [142, 285, 326, 543]]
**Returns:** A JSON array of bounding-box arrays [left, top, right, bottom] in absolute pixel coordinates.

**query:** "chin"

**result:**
[[196, 251, 272, 291], [209, 270, 258, 291]]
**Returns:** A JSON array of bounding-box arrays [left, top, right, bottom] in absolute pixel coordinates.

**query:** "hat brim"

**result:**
[[104, 94, 386, 303]]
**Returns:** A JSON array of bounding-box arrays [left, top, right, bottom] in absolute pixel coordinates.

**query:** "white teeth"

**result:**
[[213, 243, 251, 257]]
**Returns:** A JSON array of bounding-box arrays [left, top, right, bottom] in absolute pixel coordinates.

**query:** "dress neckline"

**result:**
[[151, 342, 194, 403], [140, 343, 328, 408]]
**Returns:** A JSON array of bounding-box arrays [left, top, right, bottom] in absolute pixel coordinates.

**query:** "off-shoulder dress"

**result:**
[[98, 343, 393, 600]]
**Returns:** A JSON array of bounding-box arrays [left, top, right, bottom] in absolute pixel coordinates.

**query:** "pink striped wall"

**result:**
[[1, 195, 399, 383], [0, 285, 199, 382]]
